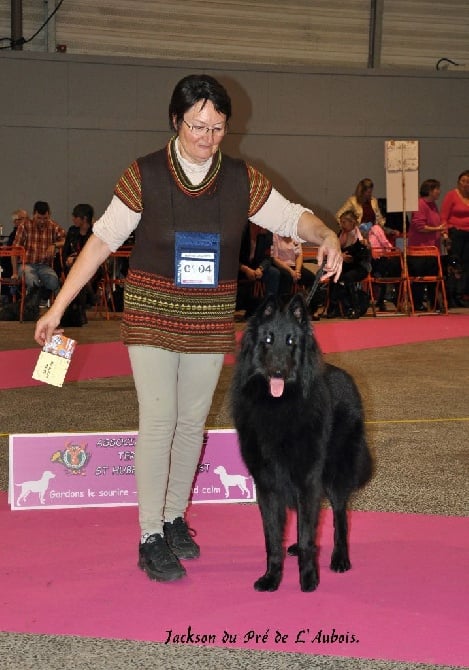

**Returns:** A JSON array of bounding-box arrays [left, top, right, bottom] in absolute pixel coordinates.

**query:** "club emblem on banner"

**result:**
[[51, 442, 90, 475]]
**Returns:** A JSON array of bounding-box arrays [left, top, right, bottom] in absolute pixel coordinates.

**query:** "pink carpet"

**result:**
[[0, 341, 130, 390], [1, 493, 467, 666], [1, 314, 468, 390]]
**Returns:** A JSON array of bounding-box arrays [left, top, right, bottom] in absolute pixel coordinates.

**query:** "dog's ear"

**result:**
[[256, 294, 278, 320], [239, 295, 278, 355], [288, 293, 309, 325]]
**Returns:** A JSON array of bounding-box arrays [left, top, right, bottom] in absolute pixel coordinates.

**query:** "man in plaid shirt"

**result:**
[[12, 201, 65, 297]]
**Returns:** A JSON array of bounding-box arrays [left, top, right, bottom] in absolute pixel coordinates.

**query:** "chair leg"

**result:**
[[436, 280, 449, 314]]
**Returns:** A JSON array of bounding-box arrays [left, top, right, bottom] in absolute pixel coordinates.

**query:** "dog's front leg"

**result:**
[[297, 489, 321, 592], [254, 489, 285, 592], [330, 502, 351, 572]]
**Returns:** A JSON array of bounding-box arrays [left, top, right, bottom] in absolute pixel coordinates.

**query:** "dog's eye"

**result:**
[[286, 335, 295, 346], [265, 333, 273, 345]]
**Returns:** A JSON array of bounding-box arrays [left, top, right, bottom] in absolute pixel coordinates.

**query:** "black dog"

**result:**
[[231, 293, 372, 592]]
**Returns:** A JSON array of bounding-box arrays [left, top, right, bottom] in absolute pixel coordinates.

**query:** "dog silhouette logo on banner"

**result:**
[[213, 465, 252, 499], [16, 470, 56, 506]]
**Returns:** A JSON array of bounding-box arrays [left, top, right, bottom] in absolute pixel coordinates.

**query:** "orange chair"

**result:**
[[0, 245, 27, 321], [405, 245, 448, 315], [360, 272, 377, 316], [301, 245, 320, 263], [235, 276, 266, 319], [367, 247, 406, 315], [95, 246, 132, 319], [300, 246, 331, 314]]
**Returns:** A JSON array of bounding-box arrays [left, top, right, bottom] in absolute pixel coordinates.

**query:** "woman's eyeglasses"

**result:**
[[182, 119, 227, 137]]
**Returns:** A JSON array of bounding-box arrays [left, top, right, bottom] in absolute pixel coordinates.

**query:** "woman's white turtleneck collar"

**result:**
[[174, 137, 212, 186]]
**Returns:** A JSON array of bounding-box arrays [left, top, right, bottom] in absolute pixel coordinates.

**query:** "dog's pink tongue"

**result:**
[[270, 377, 285, 397]]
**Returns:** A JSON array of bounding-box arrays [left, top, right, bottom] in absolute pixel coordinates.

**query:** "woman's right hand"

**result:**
[[34, 307, 64, 346]]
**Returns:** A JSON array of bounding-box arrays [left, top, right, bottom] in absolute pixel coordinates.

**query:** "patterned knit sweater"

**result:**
[[114, 138, 271, 353]]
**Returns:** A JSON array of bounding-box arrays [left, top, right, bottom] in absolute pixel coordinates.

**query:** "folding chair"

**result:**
[[0, 245, 27, 321], [95, 245, 132, 320], [405, 245, 448, 315], [368, 247, 406, 315], [360, 272, 377, 316], [300, 245, 330, 315], [235, 276, 265, 312]]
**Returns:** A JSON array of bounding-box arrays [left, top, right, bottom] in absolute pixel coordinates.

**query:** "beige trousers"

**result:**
[[128, 345, 224, 536]]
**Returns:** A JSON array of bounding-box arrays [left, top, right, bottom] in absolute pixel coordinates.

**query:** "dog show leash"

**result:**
[[305, 259, 326, 307]]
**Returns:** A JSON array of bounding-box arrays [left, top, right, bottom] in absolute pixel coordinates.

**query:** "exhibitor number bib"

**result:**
[[175, 231, 220, 288]]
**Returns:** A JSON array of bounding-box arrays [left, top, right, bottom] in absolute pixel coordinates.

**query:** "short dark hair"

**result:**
[[419, 179, 440, 197], [168, 74, 232, 131], [457, 170, 469, 181], [72, 203, 94, 224], [33, 201, 50, 215]]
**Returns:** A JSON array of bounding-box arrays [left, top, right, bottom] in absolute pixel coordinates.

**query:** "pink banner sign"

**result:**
[[8, 429, 255, 510]]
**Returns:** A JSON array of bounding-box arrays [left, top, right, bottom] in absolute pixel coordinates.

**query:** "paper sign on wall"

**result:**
[[384, 140, 419, 213]]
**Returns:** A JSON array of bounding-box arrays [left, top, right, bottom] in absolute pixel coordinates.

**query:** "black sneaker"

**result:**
[[138, 533, 186, 582], [163, 517, 200, 560]]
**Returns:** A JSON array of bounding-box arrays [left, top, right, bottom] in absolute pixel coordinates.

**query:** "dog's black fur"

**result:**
[[231, 293, 372, 592]]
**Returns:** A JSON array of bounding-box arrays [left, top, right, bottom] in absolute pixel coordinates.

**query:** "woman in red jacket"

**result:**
[[440, 170, 469, 304]]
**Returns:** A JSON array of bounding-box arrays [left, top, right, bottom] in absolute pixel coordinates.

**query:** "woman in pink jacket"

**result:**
[[360, 221, 396, 311], [408, 179, 446, 310]]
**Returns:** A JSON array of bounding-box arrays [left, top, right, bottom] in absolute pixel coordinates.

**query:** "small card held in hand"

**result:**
[[32, 334, 77, 387]]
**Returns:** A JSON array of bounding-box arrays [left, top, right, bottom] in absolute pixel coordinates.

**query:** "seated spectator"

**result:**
[[327, 210, 370, 319], [0, 210, 29, 302], [271, 233, 322, 318], [336, 178, 386, 227], [7, 210, 28, 246], [63, 204, 94, 269], [236, 222, 280, 318], [61, 203, 96, 325], [408, 179, 446, 311], [11, 201, 65, 305], [337, 177, 399, 241], [360, 221, 400, 311]]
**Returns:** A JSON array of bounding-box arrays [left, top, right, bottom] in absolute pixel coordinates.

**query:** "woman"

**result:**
[[327, 210, 370, 319], [440, 170, 469, 304], [236, 222, 280, 317], [34, 74, 342, 584], [409, 179, 444, 247], [271, 234, 315, 296], [336, 178, 386, 228], [361, 221, 396, 311], [408, 179, 446, 310]]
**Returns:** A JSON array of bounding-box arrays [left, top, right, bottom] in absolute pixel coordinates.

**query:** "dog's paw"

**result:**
[[300, 568, 319, 592], [254, 573, 281, 592], [330, 550, 351, 573], [287, 543, 298, 556]]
